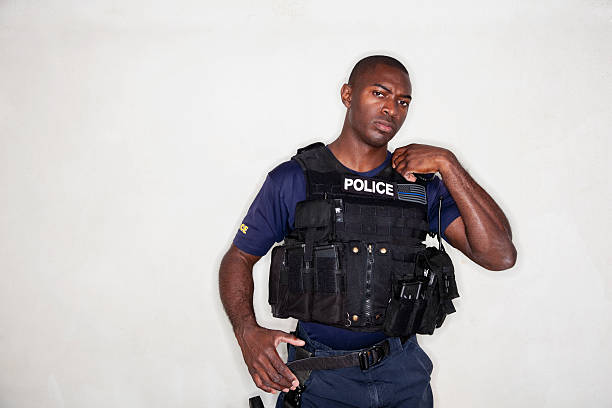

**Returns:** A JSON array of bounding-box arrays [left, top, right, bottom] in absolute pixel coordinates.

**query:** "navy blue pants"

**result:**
[[275, 325, 434, 408]]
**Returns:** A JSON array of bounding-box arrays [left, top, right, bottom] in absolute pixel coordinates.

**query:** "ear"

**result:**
[[340, 83, 352, 108]]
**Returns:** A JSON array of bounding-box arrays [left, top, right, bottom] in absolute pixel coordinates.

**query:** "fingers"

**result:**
[[277, 332, 306, 347], [394, 158, 415, 180], [391, 144, 415, 168], [258, 354, 294, 392], [264, 348, 296, 387], [392, 151, 411, 171], [391, 150, 404, 168], [405, 173, 417, 182], [272, 332, 303, 390], [249, 341, 297, 392], [244, 328, 305, 393], [393, 148, 422, 180], [251, 373, 276, 394], [250, 358, 289, 393], [268, 350, 300, 389]]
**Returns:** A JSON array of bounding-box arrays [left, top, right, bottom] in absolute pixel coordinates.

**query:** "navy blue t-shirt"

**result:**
[[234, 148, 460, 350]]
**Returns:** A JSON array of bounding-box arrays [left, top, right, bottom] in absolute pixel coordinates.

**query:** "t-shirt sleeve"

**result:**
[[427, 176, 461, 242], [232, 160, 306, 256]]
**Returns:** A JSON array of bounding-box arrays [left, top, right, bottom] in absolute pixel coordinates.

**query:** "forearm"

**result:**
[[438, 152, 516, 268], [218, 245, 260, 335], [218, 245, 302, 393]]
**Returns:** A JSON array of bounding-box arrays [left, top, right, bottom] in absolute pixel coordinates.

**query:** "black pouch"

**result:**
[[384, 246, 459, 336], [269, 243, 345, 325], [417, 246, 459, 334], [268, 245, 284, 307], [269, 244, 312, 321], [311, 244, 345, 325], [416, 272, 440, 335], [294, 199, 336, 243], [383, 279, 427, 337]]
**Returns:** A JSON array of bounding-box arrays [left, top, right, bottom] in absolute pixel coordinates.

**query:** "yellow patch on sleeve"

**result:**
[[239, 223, 249, 234]]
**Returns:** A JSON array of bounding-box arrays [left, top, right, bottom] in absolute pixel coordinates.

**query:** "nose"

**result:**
[[382, 99, 396, 118]]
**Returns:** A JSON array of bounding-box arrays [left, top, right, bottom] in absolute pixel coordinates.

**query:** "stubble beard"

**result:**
[[359, 127, 396, 149]]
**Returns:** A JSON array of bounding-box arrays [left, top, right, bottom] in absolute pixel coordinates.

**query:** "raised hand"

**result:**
[[391, 143, 453, 181]]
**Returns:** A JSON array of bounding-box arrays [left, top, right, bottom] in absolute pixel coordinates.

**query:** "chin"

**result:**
[[363, 131, 395, 148]]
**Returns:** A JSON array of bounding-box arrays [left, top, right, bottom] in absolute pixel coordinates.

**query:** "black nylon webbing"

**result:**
[[286, 340, 391, 372], [287, 354, 360, 371]]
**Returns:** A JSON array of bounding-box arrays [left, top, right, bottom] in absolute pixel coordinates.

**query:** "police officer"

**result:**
[[219, 55, 516, 407]]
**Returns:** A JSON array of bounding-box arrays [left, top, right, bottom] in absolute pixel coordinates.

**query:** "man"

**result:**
[[219, 55, 516, 407]]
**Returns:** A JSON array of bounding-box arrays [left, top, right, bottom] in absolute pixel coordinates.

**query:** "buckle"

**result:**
[[358, 344, 386, 370]]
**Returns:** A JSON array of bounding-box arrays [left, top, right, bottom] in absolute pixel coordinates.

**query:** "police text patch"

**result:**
[[343, 176, 394, 198]]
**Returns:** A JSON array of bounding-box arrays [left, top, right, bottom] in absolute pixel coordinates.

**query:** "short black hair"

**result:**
[[348, 55, 409, 86]]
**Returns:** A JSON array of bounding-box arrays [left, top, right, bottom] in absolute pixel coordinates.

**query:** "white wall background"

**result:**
[[1, 1, 611, 407]]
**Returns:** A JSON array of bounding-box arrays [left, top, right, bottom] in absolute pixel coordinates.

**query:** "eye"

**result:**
[[372, 90, 384, 97], [398, 100, 410, 108]]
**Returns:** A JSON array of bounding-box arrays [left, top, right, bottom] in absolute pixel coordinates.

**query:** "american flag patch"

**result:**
[[396, 184, 427, 204]]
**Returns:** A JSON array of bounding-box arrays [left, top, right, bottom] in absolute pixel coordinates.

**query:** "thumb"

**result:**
[[404, 172, 417, 182], [399, 169, 416, 182], [273, 331, 306, 347]]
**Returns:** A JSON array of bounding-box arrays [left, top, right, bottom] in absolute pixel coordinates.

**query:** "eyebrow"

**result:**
[[373, 83, 412, 100]]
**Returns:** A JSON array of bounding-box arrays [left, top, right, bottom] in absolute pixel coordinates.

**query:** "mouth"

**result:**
[[373, 120, 395, 134]]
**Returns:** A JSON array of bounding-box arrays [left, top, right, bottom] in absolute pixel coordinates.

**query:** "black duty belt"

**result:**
[[287, 339, 392, 373], [281, 339, 397, 408]]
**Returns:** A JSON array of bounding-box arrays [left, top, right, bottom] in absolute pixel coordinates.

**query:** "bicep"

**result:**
[[232, 244, 262, 268], [223, 244, 262, 271]]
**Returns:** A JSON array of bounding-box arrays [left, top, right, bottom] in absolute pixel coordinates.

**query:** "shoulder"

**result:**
[[266, 159, 304, 194], [425, 174, 455, 219], [268, 159, 303, 182], [255, 159, 306, 208], [425, 174, 444, 200]]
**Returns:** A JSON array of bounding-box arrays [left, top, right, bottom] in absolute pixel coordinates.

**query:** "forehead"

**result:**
[[355, 63, 412, 94]]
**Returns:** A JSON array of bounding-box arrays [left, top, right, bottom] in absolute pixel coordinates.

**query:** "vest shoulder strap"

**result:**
[[292, 143, 347, 199], [292, 143, 344, 174], [296, 142, 325, 155]]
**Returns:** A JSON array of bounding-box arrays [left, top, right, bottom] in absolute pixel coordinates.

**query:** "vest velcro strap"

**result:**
[[303, 231, 315, 263]]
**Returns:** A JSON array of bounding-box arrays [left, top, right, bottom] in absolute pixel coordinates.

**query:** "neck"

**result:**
[[328, 126, 388, 173]]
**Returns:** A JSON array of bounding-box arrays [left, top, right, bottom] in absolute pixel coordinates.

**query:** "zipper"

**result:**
[[364, 243, 374, 321]]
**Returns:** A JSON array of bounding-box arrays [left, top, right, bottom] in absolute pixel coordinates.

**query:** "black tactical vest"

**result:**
[[268, 143, 459, 334]]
